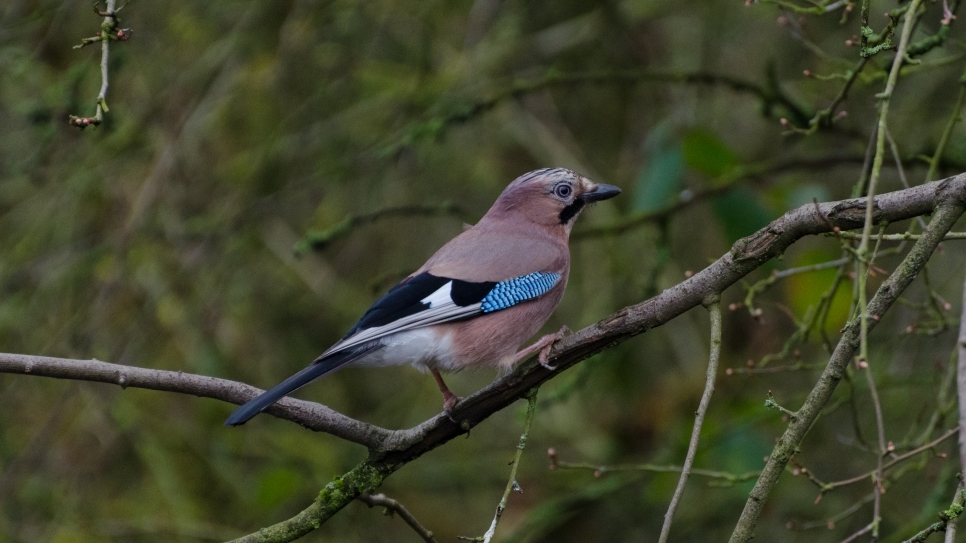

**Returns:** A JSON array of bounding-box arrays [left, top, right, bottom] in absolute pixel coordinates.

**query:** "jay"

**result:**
[[225, 168, 620, 425]]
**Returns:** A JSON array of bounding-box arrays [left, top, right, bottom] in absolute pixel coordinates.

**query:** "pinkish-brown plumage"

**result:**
[[225, 168, 620, 425]]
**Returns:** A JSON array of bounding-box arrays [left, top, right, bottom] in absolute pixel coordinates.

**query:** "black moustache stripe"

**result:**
[[558, 199, 586, 224]]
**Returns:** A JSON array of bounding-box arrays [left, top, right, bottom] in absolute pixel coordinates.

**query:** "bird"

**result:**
[[224, 168, 620, 426]]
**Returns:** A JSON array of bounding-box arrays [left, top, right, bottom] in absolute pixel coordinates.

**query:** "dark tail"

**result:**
[[224, 344, 381, 426]]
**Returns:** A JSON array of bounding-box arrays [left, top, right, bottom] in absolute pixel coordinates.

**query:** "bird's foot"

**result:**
[[515, 325, 571, 370], [432, 367, 461, 421], [443, 392, 461, 422]]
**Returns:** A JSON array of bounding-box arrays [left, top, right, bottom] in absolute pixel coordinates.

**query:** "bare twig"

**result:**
[[796, 58, 867, 133], [547, 453, 759, 485], [459, 389, 539, 543], [815, 427, 959, 493], [833, 231, 966, 241], [926, 75, 966, 184], [884, 125, 928, 231], [744, 257, 849, 313], [958, 260, 966, 479], [901, 484, 966, 543], [861, 360, 887, 538], [3, 176, 965, 543], [786, 492, 876, 531], [729, 181, 966, 543], [387, 68, 812, 154], [857, 0, 924, 365], [68, 0, 131, 128], [658, 300, 722, 543], [840, 522, 874, 543], [574, 155, 868, 240], [295, 202, 470, 254], [841, 522, 875, 543], [357, 493, 438, 543]]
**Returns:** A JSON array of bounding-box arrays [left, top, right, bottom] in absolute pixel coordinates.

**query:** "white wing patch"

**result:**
[[420, 281, 453, 308], [320, 294, 482, 358]]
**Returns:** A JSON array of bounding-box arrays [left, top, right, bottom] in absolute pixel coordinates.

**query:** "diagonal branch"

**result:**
[[357, 492, 438, 543], [728, 181, 966, 543], [658, 299, 722, 543], [2, 175, 965, 543]]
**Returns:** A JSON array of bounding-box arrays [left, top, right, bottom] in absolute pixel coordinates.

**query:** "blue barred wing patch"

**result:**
[[481, 272, 560, 313]]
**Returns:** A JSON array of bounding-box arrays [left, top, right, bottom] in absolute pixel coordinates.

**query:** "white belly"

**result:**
[[349, 328, 458, 373]]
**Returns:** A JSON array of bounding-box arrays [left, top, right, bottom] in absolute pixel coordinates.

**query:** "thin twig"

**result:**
[[2, 177, 965, 543], [833, 231, 966, 241], [295, 202, 470, 254], [357, 493, 438, 543], [729, 187, 966, 543], [787, 492, 876, 531], [926, 75, 966, 184], [861, 360, 887, 538], [840, 522, 874, 543], [804, 427, 958, 494], [911, 350, 958, 447], [547, 454, 759, 485], [386, 68, 812, 154], [460, 389, 539, 543], [68, 0, 130, 128], [884, 125, 928, 231], [658, 300, 723, 543], [958, 259, 966, 479], [857, 0, 925, 365], [796, 58, 867, 133], [901, 484, 966, 543], [744, 257, 849, 313], [575, 155, 868, 240]]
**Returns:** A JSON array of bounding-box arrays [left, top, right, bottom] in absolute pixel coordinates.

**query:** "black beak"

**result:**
[[579, 183, 621, 203]]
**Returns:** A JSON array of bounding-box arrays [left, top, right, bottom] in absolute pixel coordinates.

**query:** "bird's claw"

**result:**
[[539, 325, 571, 370], [443, 394, 461, 422], [539, 348, 557, 370]]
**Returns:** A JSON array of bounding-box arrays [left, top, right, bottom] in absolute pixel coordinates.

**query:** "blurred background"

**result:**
[[2, 0, 966, 541]]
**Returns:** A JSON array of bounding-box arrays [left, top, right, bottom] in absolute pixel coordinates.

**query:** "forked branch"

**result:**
[[2, 175, 964, 543]]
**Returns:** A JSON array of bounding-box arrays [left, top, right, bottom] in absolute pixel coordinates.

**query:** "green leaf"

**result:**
[[633, 123, 684, 212], [682, 129, 738, 178]]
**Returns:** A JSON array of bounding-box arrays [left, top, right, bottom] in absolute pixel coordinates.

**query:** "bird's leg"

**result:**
[[430, 368, 460, 417], [514, 325, 570, 370]]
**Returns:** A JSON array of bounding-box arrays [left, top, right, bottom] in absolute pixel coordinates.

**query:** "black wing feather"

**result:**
[[345, 273, 495, 336], [344, 274, 449, 336]]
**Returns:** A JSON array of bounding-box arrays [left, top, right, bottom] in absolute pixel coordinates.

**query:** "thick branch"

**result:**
[[2, 175, 965, 543], [0, 353, 392, 449]]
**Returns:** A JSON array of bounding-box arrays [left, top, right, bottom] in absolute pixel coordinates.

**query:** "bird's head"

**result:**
[[484, 168, 621, 231]]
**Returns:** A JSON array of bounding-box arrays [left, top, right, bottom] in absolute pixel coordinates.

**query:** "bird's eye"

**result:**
[[553, 184, 573, 199]]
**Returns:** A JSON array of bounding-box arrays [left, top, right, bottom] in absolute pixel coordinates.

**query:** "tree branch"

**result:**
[[728, 180, 966, 543], [68, 0, 131, 128], [957, 248, 966, 484], [0, 353, 392, 449], [658, 300, 722, 543], [357, 492, 438, 543], [2, 175, 964, 543], [385, 68, 812, 155]]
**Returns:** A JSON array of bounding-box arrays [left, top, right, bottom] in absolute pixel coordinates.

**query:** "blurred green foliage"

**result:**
[[2, 0, 966, 542]]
